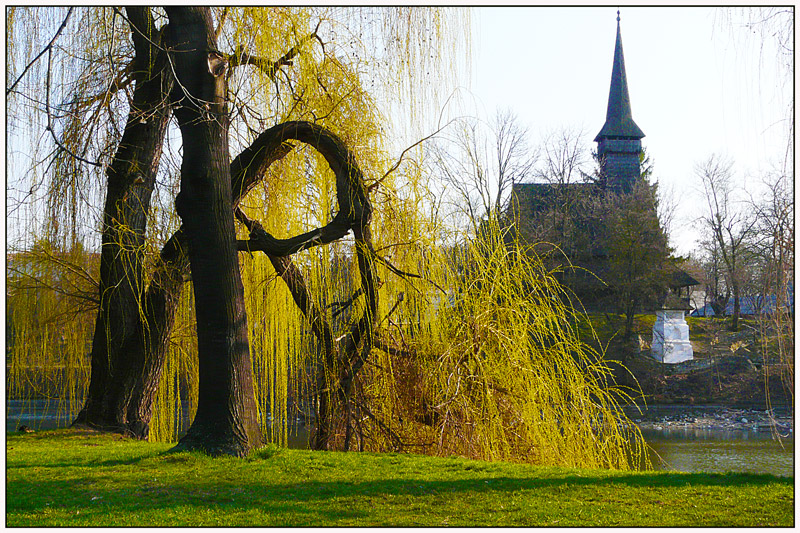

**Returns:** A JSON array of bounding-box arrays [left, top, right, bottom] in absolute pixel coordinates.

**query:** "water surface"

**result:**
[[7, 399, 793, 477], [640, 427, 793, 477]]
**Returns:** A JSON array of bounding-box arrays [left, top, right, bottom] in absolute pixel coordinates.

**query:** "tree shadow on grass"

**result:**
[[7, 432, 793, 525], [6, 466, 793, 526]]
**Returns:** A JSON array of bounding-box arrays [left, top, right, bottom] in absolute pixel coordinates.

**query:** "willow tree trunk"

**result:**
[[74, 7, 174, 437], [74, 8, 298, 441], [165, 6, 262, 457]]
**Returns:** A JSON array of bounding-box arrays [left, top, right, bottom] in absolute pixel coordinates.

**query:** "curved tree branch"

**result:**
[[230, 120, 377, 450], [236, 212, 351, 256], [143, 120, 375, 451]]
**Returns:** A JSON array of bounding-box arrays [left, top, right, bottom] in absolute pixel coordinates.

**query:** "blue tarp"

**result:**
[[690, 286, 794, 317]]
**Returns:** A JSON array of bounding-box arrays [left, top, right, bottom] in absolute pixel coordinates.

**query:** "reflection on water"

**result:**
[[6, 399, 78, 433], [7, 400, 794, 477], [5, 399, 315, 448], [640, 427, 794, 478]]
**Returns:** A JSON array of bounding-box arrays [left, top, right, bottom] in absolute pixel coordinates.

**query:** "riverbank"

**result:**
[[626, 405, 794, 434], [588, 314, 794, 411], [6, 429, 793, 527]]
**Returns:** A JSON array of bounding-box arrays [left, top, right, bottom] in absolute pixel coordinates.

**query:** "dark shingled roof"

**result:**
[[594, 15, 645, 142], [669, 267, 701, 289]]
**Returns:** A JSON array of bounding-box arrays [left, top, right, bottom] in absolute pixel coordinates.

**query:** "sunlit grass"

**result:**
[[6, 429, 793, 527]]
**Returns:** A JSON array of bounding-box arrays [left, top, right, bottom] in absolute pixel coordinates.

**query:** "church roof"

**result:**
[[594, 13, 645, 142]]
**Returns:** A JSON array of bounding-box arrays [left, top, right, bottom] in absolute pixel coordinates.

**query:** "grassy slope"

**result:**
[[575, 313, 793, 406], [6, 429, 793, 527]]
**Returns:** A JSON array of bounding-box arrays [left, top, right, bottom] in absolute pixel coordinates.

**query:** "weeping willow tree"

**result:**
[[355, 218, 646, 468], [7, 5, 467, 455], [7, 6, 645, 467]]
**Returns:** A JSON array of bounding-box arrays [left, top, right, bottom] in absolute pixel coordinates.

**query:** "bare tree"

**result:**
[[697, 235, 730, 316], [748, 171, 794, 301], [696, 155, 757, 331], [524, 127, 591, 251], [534, 126, 589, 186], [493, 109, 538, 216], [431, 109, 537, 234], [749, 171, 794, 407], [716, 5, 794, 429]]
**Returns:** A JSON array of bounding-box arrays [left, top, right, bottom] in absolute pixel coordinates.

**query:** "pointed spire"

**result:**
[[594, 12, 645, 142]]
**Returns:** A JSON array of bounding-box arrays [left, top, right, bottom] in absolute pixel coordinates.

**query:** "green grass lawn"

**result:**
[[6, 429, 793, 527]]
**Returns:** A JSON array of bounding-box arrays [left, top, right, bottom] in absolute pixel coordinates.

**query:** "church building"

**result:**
[[594, 11, 646, 194], [512, 11, 645, 213], [509, 12, 696, 312]]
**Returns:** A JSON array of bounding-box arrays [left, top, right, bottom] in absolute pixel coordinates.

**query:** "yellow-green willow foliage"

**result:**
[[148, 288, 199, 442], [148, 7, 466, 446], [8, 6, 465, 441], [6, 240, 97, 426], [356, 219, 647, 469], [8, 7, 645, 470]]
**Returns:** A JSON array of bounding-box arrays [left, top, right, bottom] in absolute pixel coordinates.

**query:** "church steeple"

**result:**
[[595, 11, 645, 194], [594, 11, 644, 141]]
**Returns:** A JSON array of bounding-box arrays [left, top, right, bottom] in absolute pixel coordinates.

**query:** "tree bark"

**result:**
[[74, 7, 173, 436], [165, 6, 262, 457], [73, 13, 301, 440], [75, 132, 295, 440], [74, 11, 363, 450]]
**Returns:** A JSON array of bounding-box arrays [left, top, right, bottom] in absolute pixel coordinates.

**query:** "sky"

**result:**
[[466, 6, 792, 256], [5, 6, 791, 256]]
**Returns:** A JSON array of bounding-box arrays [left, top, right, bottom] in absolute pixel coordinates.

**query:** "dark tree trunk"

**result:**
[[74, 7, 173, 437], [623, 297, 636, 341], [731, 286, 741, 332], [75, 133, 295, 439], [114, 112, 295, 437], [75, 10, 365, 451], [165, 6, 262, 457], [74, 9, 299, 440]]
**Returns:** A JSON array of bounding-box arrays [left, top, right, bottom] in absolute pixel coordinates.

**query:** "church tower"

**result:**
[[595, 12, 645, 194]]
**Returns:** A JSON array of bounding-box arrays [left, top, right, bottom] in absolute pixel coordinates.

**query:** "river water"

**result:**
[[6, 400, 794, 477], [639, 427, 793, 477]]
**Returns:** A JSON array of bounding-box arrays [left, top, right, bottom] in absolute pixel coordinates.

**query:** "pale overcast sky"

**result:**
[[467, 6, 791, 256]]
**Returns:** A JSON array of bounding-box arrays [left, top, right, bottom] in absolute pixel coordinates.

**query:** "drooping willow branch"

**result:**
[[7, 7, 74, 96], [45, 47, 103, 168]]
